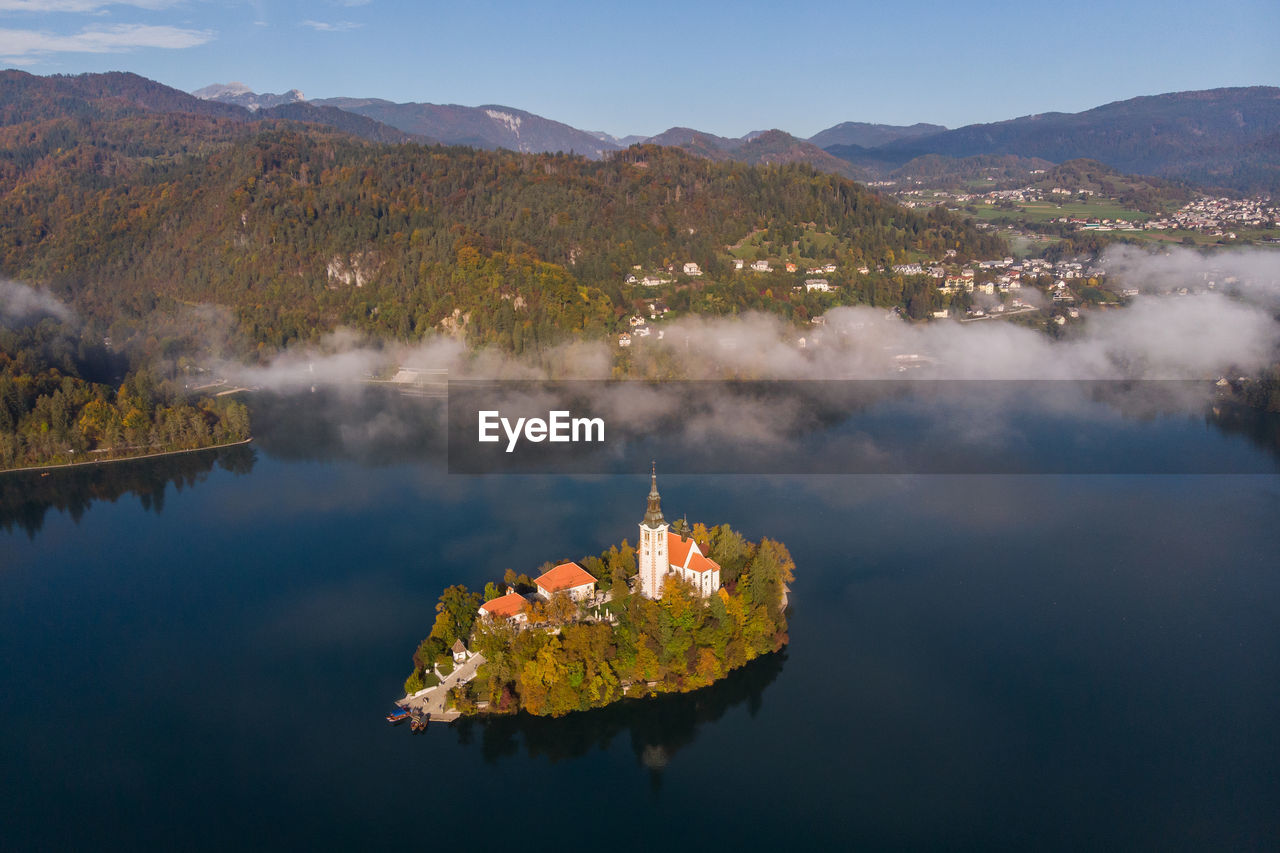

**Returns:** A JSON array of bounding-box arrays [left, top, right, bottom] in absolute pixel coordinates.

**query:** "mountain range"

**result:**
[[0, 70, 428, 146], [194, 82, 1280, 192]]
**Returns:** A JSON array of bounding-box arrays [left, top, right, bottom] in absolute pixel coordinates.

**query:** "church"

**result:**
[[636, 466, 722, 599]]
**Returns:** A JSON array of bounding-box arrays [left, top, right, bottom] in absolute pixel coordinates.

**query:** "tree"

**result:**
[[432, 584, 481, 644]]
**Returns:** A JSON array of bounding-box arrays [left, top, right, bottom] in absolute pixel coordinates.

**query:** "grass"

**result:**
[[728, 225, 845, 263], [965, 199, 1152, 223]]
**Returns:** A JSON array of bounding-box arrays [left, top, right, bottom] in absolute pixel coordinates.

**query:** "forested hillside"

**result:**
[[0, 315, 250, 470], [0, 84, 1004, 356]]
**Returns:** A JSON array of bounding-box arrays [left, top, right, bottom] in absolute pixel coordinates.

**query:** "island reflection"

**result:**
[[0, 444, 256, 538], [449, 649, 786, 783]]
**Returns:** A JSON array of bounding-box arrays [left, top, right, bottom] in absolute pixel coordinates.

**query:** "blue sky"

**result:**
[[1, 0, 1276, 138]]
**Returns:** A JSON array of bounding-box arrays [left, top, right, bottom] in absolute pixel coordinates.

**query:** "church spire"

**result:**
[[644, 461, 665, 527]]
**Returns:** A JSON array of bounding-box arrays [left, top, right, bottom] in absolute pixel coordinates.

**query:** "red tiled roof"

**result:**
[[666, 532, 719, 574], [667, 532, 697, 569], [535, 561, 597, 593], [480, 591, 528, 618], [687, 552, 720, 575]]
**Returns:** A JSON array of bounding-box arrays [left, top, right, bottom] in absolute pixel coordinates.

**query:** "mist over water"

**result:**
[[220, 247, 1280, 387]]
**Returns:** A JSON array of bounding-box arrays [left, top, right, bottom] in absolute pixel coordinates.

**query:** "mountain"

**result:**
[[257, 102, 430, 144], [847, 87, 1280, 192], [0, 75, 1004, 355], [311, 97, 620, 159], [193, 82, 305, 111], [890, 153, 1055, 186], [588, 130, 647, 147], [0, 70, 425, 146], [639, 127, 868, 181], [731, 130, 869, 180], [1020, 158, 1195, 210], [808, 121, 946, 150], [644, 127, 738, 159], [0, 69, 245, 125]]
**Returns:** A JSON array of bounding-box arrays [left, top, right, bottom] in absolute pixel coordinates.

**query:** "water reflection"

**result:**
[[1207, 401, 1280, 461], [451, 650, 786, 786], [248, 388, 446, 465], [0, 444, 255, 538], [251, 382, 1280, 474]]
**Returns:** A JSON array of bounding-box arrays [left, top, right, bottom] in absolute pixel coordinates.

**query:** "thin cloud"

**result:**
[[301, 19, 362, 31], [0, 0, 181, 10], [0, 24, 213, 61]]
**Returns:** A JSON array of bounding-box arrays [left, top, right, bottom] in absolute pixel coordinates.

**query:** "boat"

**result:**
[[410, 713, 429, 733], [386, 707, 411, 725]]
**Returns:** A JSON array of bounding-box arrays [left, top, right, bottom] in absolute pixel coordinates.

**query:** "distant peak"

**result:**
[[192, 83, 306, 110], [192, 81, 253, 99]]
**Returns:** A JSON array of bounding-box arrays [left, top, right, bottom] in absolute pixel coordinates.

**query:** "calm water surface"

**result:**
[[2, 398, 1278, 851]]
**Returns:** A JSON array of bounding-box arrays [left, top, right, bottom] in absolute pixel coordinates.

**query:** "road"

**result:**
[[400, 652, 486, 721]]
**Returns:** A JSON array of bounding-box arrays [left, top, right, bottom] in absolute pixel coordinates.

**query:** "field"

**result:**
[[965, 199, 1154, 223]]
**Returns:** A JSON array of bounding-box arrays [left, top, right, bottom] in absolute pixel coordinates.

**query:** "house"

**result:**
[[641, 276, 663, 287], [625, 274, 638, 285], [479, 590, 529, 625], [451, 639, 471, 663], [618, 333, 632, 348], [634, 326, 651, 337], [535, 561, 597, 602], [636, 467, 722, 599], [750, 260, 772, 272], [804, 278, 832, 292], [629, 315, 646, 327], [732, 259, 745, 270], [784, 261, 797, 273], [683, 262, 703, 276]]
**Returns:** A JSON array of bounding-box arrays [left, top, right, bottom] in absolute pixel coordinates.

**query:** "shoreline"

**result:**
[[413, 643, 792, 725], [0, 437, 254, 476]]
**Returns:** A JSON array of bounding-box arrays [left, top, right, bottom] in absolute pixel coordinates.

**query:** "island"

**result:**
[[398, 467, 793, 720]]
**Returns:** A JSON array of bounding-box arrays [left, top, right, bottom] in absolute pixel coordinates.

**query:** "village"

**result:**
[[896, 183, 1278, 240], [614, 244, 1121, 348]]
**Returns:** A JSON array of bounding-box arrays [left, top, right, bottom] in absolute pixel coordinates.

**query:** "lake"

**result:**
[[2, 390, 1278, 851]]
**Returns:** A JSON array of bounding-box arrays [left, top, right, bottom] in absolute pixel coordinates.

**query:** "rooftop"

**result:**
[[480, 591, 528, 618], [535, 561, 597, 593]]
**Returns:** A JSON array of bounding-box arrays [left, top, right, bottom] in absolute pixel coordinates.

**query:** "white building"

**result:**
[[636, 467, 721, 599], [804, 278, 832, 292], [534, 561, 597, 602], [683, 262, 703, 276], [750, 260, 772, 272], [478, 591, 530, 625]]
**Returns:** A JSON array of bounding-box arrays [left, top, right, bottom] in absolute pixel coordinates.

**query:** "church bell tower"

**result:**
[[637, 463, 669, 599]]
